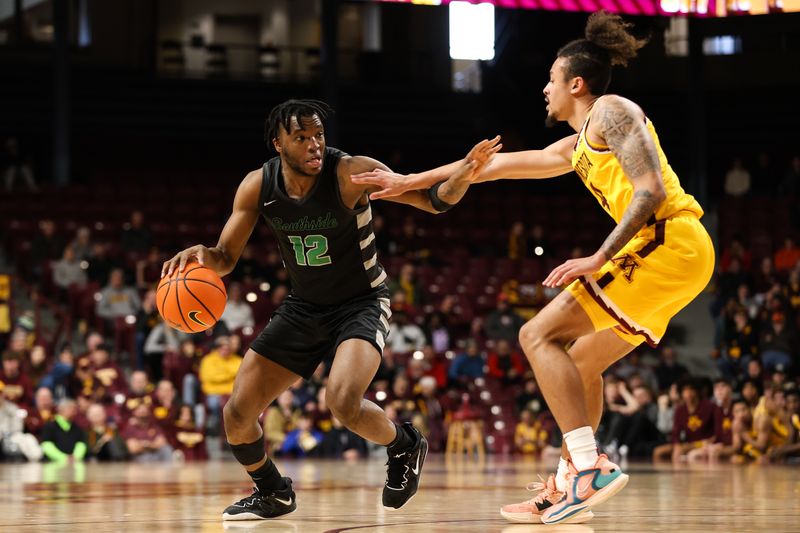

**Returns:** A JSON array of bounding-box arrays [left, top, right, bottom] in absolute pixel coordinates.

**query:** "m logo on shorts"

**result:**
[[611, 254, 640, 283]]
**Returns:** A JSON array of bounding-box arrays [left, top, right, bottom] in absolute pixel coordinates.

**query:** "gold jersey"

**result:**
[[571, 112, 704, 225]]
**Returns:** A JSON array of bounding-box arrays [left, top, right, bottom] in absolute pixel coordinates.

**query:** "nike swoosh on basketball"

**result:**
[[187, 310, 209, 327], [264, 199, 278, 206], [274, 496, 293, 506]]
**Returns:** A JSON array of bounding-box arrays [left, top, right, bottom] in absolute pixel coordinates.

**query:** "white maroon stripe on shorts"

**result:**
[[580, 275, 661, 347]]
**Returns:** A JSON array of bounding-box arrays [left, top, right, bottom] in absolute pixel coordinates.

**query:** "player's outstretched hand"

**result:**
[[351, 135, 502, 201], [351, 168, 409, 200], [460, 135, 502, 182], [542, 251, 607, 288], [161, 244, 210, 278]]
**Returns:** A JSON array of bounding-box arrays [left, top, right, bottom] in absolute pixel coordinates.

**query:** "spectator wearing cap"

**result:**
[[484, 293, 525, 342]]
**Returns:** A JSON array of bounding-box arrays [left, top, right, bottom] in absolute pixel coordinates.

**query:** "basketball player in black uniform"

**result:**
[[161, 100, 500, 520]]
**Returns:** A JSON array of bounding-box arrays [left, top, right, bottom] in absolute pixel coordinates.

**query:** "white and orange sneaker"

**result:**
[[500, 474, 594, 524], [541, 454, 629, 525]]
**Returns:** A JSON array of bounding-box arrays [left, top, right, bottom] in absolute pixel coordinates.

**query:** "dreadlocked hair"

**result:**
[[264, 99, 333, 150], [556, 10, 648, 95]]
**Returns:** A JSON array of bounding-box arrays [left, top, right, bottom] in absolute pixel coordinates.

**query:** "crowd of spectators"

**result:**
[[2, 152, 800, 465]]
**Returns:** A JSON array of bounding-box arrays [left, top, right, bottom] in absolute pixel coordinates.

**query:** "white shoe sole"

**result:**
[[222, 507, 296, 521], [543, 473, 629, 524], [500, 508, 594, 524]]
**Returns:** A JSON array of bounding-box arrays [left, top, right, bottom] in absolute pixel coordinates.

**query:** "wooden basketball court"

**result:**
[[1, 456, 798, 532]]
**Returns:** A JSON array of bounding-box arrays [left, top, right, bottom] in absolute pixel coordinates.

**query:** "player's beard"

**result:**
[[284, 154, 322, 178], [545, 112, 558, 128]]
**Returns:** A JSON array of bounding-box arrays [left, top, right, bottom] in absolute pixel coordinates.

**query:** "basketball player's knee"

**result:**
[[519, 320, 550, 353], [326, 387, 362, 426], [223, 400, 246, 431]]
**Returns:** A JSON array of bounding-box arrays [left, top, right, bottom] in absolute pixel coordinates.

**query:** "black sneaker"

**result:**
[[222, 477, 296, 520], [382, 423, 428, 509]]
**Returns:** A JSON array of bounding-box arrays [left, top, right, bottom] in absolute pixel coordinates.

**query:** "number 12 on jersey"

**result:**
[[288, 235, 332, 266]]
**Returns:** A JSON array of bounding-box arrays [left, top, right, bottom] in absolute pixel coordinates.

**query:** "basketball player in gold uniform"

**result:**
[[352, 11, 715, 524]]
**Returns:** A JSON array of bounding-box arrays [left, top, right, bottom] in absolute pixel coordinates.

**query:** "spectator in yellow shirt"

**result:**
[[199, 336, 242, 435]]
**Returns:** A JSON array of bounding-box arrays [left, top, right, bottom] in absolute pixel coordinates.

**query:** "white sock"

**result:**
[[555, 457, 569, 492], [563, 426, 598, 471]]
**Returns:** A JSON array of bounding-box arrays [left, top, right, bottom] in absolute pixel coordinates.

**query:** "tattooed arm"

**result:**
[[592, 95, 666, 260], [543, 96, 667, 288]]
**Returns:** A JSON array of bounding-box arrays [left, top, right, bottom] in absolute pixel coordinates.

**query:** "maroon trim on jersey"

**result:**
[[579, 276, 658, 348]]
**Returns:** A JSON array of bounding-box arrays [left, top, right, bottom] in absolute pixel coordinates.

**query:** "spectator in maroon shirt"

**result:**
[[668, 379, 720, 462], [163, 339, 202, 407], [87, 344, 128, 403], [25, 386, 56, 438], [1, 351, 33, 408], [151, 380, 180, 439], [687, 379, 735, 462], [172, 404, 207, 461], [122, 403, 173, 462]]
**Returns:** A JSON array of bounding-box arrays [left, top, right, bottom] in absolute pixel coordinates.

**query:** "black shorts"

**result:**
[[250, 287, 391, 379]]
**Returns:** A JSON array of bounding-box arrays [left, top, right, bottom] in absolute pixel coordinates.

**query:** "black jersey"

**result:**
[[258, 147, 387, 306]]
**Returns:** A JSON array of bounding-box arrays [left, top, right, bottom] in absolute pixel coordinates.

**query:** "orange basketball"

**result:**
[[156, 262, 227, 333]]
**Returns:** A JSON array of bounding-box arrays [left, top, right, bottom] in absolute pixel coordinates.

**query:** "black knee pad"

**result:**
[[229, 435, 266, 466]]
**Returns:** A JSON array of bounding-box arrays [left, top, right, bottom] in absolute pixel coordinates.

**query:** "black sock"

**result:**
[[387, 423, 415, 454], [248, 459, 285, 493]]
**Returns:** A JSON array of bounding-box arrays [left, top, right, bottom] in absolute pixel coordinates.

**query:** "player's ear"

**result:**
[[569, 76, 585, 96], [272, 137, 281, 153]]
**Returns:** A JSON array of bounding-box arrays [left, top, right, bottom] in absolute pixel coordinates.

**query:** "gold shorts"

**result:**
[[566, 213, 715, 347]]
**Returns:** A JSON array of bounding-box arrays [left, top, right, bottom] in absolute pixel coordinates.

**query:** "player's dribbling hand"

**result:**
[[161, 244, 210, 278], [542, 251, 607, 288]]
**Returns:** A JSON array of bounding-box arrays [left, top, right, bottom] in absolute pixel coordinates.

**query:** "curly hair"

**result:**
[[556, 11, 648, 95], [264, 99, 333, 150]]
